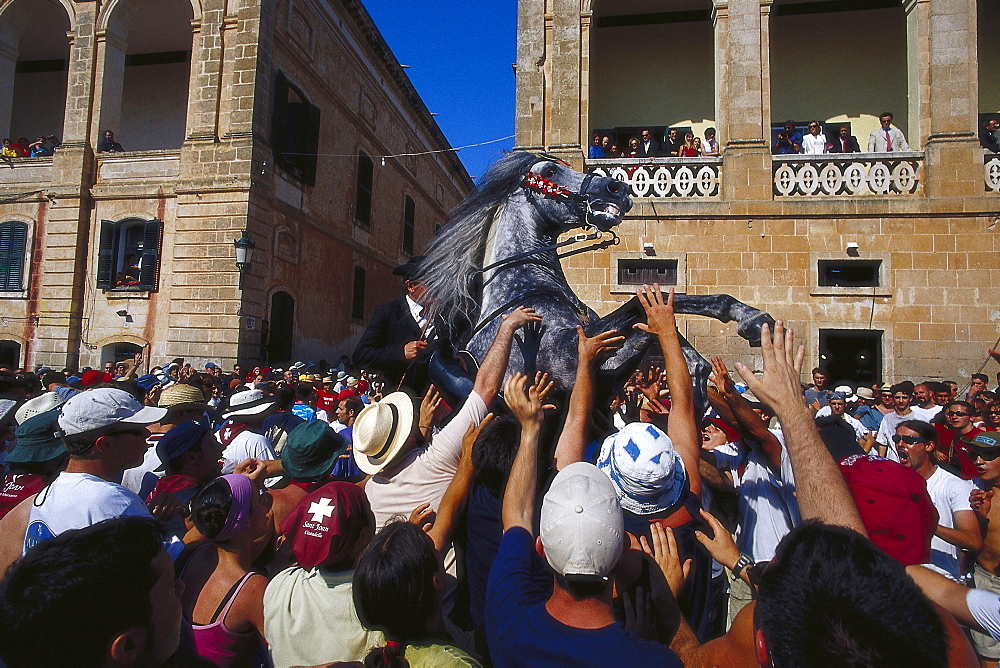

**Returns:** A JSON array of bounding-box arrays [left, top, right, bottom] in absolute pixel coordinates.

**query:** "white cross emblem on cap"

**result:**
[[308, 498, 336, 523]]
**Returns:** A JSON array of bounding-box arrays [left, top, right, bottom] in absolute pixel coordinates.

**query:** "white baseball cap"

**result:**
[[15, 392, 66, 425], [540, 462, 624, 580], [57, 388, 167, 436]]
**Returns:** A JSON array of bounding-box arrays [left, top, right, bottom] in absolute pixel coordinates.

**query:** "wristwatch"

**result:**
[[732, 553, 754, 575]]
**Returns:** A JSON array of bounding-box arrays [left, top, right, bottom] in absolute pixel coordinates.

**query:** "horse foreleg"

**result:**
[[678, 332, 711, 418], [671, 294, 775, 347]]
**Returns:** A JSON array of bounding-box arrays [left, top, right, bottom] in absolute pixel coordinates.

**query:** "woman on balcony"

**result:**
[[802, 121, 828, 154], [679, 132, 699, 157]]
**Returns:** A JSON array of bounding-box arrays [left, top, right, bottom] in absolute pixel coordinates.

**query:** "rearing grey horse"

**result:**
[[420, 152, 774, 411]]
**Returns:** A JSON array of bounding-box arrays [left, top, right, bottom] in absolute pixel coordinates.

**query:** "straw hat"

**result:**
[[158, 383, 208, 411], [352, 392, 414, 474]]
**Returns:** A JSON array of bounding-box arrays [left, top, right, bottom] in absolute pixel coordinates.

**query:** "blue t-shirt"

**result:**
[[486, 527, 682, 667]]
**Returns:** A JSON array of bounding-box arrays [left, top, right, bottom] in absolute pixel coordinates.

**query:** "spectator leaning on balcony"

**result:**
[[589, 134, 604, 158], [679, 132, 699, 157], [701, 127, 719, 156], [772, 131, 797, 155], [1, 139, 18, 158], [98, 129, 125, 153], [801, 121, 828, 154], [781, 120, 803, 153], [828, 125, 861, 153], [980, 118, 1000, 153], [664, 127, 683, 156], [637, 128, 661, 157], [868, 112, 909, 152]]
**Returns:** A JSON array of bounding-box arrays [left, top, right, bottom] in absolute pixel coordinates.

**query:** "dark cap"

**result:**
[[279, 482, 373, 570], [962, 431, 1000, 457], [9, 411, 67, 464], [281, 421, 347, 481], [155, 420, 211, 469], [392, 255, 425, 280]]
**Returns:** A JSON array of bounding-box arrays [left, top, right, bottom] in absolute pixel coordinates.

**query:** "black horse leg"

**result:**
[[677, 332, 712, 418], [670, 294, 775, 347]]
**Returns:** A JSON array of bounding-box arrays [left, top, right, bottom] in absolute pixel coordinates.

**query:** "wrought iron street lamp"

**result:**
[[233, 231, 255, 290]]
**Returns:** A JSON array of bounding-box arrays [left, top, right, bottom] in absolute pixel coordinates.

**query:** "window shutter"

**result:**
[[96, 220, 117, 289], [0, 222, 27, 291], [139, 219, 161, 290], [303, 102, 320, 185]]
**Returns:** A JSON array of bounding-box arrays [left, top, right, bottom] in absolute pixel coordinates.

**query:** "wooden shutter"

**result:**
[[96, 220, 117, 289], [0, 222, 28, 291], [138, 219, 161, 290]]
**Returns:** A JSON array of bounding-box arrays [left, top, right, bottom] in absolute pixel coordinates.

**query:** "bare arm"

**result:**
[[634, 285, 700, 496], [473, 306, 542, 401], [906, 564, 980, 630], [734, 322, 866, 535], [426, 415, 493, 552], [553, 327, 624, 469], [936, 509, 982, 553], [500, 373, 553, 533], [710, 357, 783, 471]]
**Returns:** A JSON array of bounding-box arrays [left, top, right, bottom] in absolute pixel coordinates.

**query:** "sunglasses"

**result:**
[[891, 434, 928, 445], [809, 125, 819, 129], [945, 411, 970, 417], [976, 451, 1000, 462]]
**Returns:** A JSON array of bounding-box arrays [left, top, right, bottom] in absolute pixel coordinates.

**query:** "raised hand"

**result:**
[[408, 502, 434, 532], [632, 284, 677, 337], [501, 306, 543, 331], [732, 321, 805, 414], [576, 326, 625, 366], [418, 385, 443, 432], [971, 488, 993, 519], [462, 413, 495, 460], [694, 508, 741, 573], [503, 372, 554, 427], [640, 523, 692, 597], [709, 356, 737, 395]]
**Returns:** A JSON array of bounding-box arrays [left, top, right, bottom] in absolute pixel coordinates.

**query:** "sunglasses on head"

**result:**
[[891, 434, 928, 445]]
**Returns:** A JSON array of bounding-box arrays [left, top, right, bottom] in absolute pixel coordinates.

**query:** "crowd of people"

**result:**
[[590, 127, 720, 159], [4, 278, 1000, 665], [1, 134, 61, 158]]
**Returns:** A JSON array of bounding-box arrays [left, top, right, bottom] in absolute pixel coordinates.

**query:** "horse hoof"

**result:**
[[738, 312, 777, 347]]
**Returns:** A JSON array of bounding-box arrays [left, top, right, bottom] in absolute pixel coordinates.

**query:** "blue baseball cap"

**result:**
[[155, 420, 211, 470]]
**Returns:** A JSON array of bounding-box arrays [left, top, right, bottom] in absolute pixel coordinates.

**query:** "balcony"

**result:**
[[0, 156, 54, 190], [585, 157, 720, 198], [96, 150, 181, 182], [986, 154, 1000, 193], [773, 152, 922, 197]]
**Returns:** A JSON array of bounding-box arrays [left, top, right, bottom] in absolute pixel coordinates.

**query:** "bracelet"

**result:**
[[418, 424, 431, 430], [732, 553, 754, 574]]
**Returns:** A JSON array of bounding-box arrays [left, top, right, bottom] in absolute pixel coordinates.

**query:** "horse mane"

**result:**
[[420, 151, 539, 329]]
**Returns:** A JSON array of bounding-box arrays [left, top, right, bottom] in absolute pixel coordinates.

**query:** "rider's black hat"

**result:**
[[393, 255, 425, 280]]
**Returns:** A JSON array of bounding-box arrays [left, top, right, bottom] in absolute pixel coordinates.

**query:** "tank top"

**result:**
[[181, 547, 264, 667]]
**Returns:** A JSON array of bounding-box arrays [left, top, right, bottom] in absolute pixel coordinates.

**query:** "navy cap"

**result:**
[[135, 374, 162, 391], [155, 420, 211, 470]]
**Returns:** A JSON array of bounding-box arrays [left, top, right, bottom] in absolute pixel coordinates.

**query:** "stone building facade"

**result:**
[[515, 0, 1000, 387], [0, 0, 471, 371]]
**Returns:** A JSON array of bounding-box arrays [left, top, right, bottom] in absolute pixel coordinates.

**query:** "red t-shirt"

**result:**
[[0, 473, 47, 519], [316, 389, 338, 413], [934, 424, 983, 479]]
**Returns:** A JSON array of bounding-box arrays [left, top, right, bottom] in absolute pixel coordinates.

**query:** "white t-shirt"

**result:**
[[713, 439, 801, 563], [968, 588, 1000, 640], [876, 408, 935, 461], [24, 472, 151, 554], [365, 391, 488, 530], [925, 466, 976, 578], [219, 429, 277, 474]]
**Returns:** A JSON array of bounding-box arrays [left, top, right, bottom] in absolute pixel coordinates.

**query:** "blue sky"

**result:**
[[361, 0, 517, 181]]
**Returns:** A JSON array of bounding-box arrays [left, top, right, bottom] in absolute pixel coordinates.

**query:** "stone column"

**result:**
[[514, 0, 546, 153], [185, 0, 225, 141], [92, 28, 126, 143], [716, 0, 773, 201], [0, 41, 17, 138], [544, 0, 582, 163], [908, 0, 981, 197]]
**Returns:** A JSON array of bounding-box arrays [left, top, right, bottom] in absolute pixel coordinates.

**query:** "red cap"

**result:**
[[708, 418, 740, 445], [839, 454, 938, 566], [81, 370, 113, 387], [279, 482, 373, 570]]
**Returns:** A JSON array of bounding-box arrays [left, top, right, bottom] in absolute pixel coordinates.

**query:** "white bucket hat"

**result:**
[[221, 389, 276, 421], [352, 392, 414, 475], [834, 385, 857, 402], [540, 462, 624, 580], [15, 392, 66, 425], [597, 422, 687, 517]]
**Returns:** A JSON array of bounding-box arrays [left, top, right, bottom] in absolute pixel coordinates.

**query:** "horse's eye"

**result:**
[[541, 165, 557, 178]]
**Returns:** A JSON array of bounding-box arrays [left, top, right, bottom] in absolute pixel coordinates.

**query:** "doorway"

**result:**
[[268, 291, 294, 365]]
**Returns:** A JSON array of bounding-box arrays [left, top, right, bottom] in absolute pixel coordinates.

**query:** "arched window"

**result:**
[[355, 151, 374, 226], [351, 266, 366, 320], [402, 194, 415, 254], [0, 340, 21, 368], [0, 221, 28, 291]]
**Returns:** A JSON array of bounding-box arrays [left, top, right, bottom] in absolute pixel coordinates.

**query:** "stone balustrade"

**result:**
[[773, 152, 922, 197], [986, 154, 1000, 193], [0, 156, 54, 190], [585, 157, 721, 198], [96, 150, 181, 182]]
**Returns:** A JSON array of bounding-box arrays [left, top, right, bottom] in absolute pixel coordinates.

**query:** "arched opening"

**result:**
[[101, 0, 193, 151], [769, 0, 908, 150], [0, 0, 71, 150], [0, 340, 22, 369], [588, 0, 715, 157], [268, 291, 294, 365], [979, 2, 1000, 123], [101, 341, 142, 366]]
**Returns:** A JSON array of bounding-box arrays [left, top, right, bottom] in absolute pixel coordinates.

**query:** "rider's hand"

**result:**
[[404, 340, 428, 361]]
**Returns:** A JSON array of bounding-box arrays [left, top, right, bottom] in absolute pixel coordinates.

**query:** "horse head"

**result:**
[[520, 156, 633, 234]]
